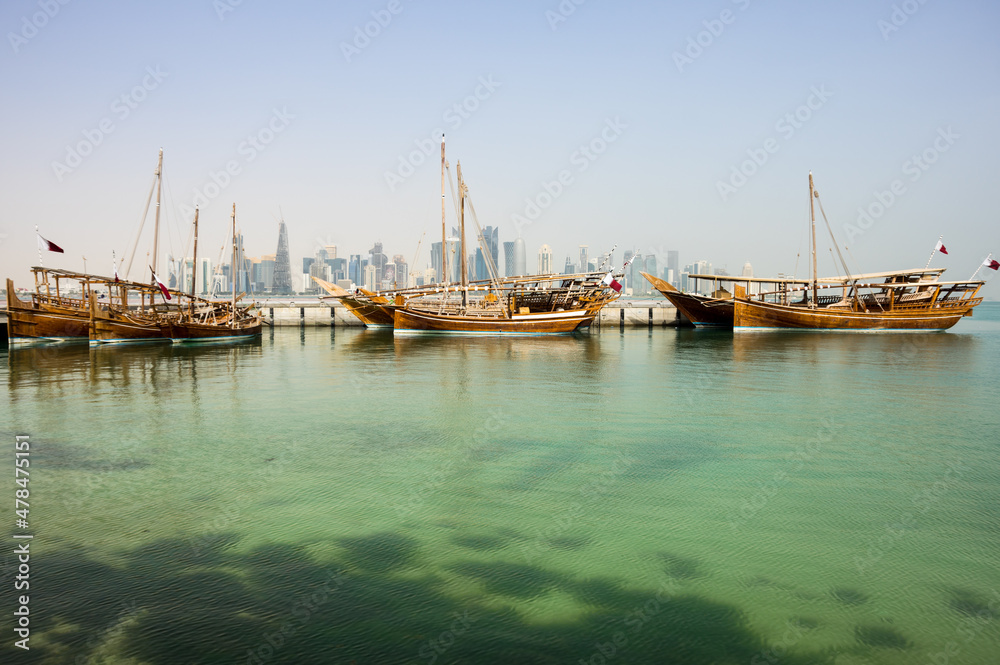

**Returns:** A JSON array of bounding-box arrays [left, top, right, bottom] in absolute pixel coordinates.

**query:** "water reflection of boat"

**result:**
[[7, 337, 262, 391]]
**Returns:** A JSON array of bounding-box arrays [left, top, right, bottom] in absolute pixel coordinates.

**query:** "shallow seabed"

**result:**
[[2, 304, 999, 664]]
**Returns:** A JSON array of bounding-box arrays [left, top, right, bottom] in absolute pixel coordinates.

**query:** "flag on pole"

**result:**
[[984, 258, 1000, 271], [113, 251, 120, 282], [150, 268, 171, 300], [935, 239, 948, 255], [602, 272, 623, 292], [37, 233, 64, 253]]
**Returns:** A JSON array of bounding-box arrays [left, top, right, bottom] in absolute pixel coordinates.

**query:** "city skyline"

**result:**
[[1, 2, 997, 295]]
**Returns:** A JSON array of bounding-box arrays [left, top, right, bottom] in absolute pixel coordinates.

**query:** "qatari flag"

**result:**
[[985, 258, 1000, 271], [37, 234, 64, 253], [935, 240, 948, 255], [610, 278, 622, 292], [151, 269, 171, 300]]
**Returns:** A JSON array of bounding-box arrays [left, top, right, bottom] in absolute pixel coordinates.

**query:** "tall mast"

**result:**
[[190, 207, 199, 314], [441, 134, 447, 284], [458, 161, 468, 307], [231, 203, 237, 329], [809, 171, 818, 308], [151, 148, 163, 275]]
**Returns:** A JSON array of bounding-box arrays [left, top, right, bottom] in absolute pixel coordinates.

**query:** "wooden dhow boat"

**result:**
[[641, 271, 814, 327], [732, 173, 985, 331], [394, 153, 621, 334], [5, 268, 158, 345], [395, 271, 622, 334], [160, 204, 262, 343], [312, 277, 398, 328]]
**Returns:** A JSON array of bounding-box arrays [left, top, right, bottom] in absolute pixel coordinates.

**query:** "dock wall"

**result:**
[[260, 302, 682, 328]]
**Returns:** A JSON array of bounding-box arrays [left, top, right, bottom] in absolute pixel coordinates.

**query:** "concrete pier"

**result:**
[[258, 300, 683, 328]]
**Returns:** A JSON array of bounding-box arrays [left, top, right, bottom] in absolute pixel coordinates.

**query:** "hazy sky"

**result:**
[[2, 0, 998, 290]]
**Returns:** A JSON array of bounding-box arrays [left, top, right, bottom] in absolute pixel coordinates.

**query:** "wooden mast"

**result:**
[[231, 203, 237, 329], [458, 161, 468, 308], [809, 171, 818, 308], [190, 207, 199, 315], [151, 148, 163, 276], [441, 134, 447, 286]]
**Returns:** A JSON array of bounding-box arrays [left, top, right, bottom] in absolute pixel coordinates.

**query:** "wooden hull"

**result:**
[[394, 307, 595, 334], [640, 272, 732, 327], [164, 319, 262, 343], [656, 290, 732, 327], [90, 314, 169, 344], [6, 279, 89, 344], [341, 298, 396, 327], [733, 298, 975, 331]]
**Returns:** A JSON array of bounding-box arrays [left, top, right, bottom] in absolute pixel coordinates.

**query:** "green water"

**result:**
[[3, 306, 999, 664]]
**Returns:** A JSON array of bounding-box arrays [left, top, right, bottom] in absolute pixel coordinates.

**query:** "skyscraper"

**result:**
[[431, 238, 460, 283], [474, 248, 485, 281], [349, 254, 362, 286], [579, 245, 588, 274], [272, 221, 293, 295], [667, 250, 679, 287], [503, 241, 516, 277], [393, 254, 408, 288], [538, 244, 553, 274], [479, 225, 499, 279], [369, 242, 388, 285], [513, 237, 526, 276], [643, 255, 657, 296]]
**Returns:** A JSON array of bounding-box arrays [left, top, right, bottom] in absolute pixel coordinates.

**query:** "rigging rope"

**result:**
[[123, 170, 158, 280]]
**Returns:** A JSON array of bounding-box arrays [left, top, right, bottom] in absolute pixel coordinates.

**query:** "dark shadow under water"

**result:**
[[1, 532, 854, 665]]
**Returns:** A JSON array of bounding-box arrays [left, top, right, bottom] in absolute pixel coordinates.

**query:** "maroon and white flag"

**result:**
[[36, 233, 64, 253], [984, 258, 1000, 271], [151, 269, 171, 300], [935, 239, 948, 255]]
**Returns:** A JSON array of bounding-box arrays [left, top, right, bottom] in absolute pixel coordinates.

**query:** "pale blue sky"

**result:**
[[1, 0, 998, 288]]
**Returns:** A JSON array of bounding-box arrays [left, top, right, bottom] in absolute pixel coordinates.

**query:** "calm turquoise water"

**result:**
[[3, 305, 999, 664]]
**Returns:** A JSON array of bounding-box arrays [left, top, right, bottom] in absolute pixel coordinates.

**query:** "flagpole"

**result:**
[[924, 235, 942, 270], [970, 253, 992, 282], [35, 225, 42, 267]]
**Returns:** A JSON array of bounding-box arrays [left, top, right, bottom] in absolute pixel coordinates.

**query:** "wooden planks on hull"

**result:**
[[733, 284, 979, 331], [394, 307, 594, 334]]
